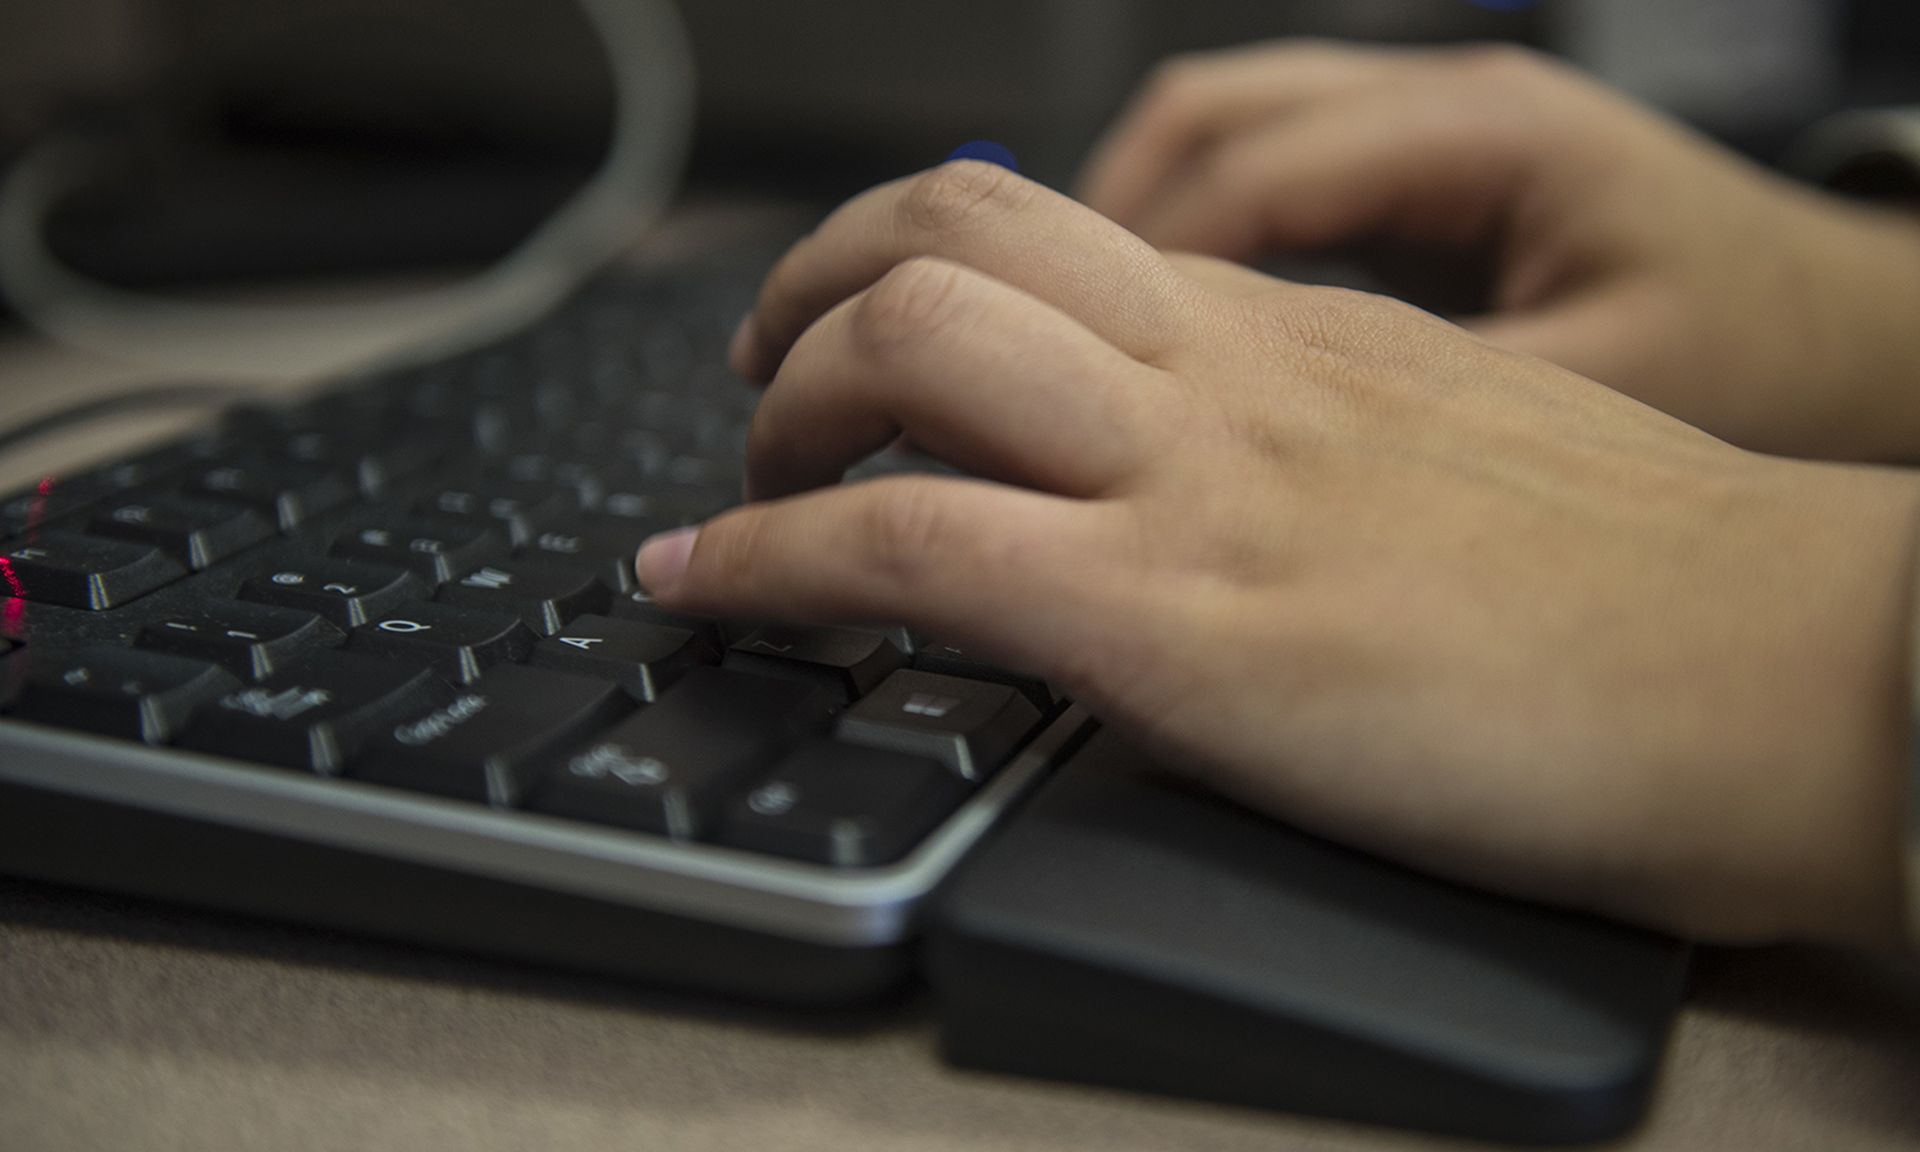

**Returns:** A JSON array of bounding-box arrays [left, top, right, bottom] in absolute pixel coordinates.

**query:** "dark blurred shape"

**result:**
[[3, 0, 1915, 298]]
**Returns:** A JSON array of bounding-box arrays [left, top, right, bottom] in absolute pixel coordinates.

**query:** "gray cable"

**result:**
[[0, 0, 695, 382]]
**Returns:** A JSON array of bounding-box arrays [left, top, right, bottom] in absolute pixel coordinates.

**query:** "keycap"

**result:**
[[490, 454, 605, 507], [592, 486, 732, 533], [239, 559, 427, 629], [348, 601, 537, 683], [414, 482, 576, 545], [176, 652, 453, 773], [606, 590, 729, 648], [717, 740, 972, 866], [519, 520, 648, 591], [529, 613, 718, 700], [836, 669, 1042, 781], [278, 430, 442, 496], [528, 667, 836, 838], [434, 562, 610, 636], [724, 626, 907, 705], [12, 647, 241, 744], [76, 440, 200, 494], [330, 520, 509, 584], [349, 665, 632, 804], [912, 640, 1055, 712], [185, 459, 357, 530], [0, 533, 189, 611], [137, 601, 344, 680], [1, 483, 97, 538], [87, 494, 275, 569]]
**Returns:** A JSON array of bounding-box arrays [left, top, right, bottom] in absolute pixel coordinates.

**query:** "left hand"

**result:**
[[646, 161, 1920, 948]]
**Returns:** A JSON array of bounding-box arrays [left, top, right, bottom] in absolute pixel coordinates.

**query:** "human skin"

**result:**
[[637, 159, 1920, 949], [1079, 41, 1920, 463]]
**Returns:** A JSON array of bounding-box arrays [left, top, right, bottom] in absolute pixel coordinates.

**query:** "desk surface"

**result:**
[[4, 230, 1920, 1152]]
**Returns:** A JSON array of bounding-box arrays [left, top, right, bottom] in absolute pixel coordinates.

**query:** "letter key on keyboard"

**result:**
[[348, 602, 537, 684], [0, 533, 188, 610]]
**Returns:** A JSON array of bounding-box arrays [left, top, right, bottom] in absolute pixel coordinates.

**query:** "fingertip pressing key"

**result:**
[[636, 526, 699, 597]]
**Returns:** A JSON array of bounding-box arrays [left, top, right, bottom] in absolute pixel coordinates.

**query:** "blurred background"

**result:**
[[0, 0, 1916, 301]]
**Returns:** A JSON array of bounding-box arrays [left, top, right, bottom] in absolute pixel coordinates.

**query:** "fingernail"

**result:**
[[635, 527, 699, 596], [727, 313, 760, 380]]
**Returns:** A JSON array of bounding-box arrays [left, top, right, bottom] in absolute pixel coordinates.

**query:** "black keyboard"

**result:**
[[0, 262, 1089, 1004], [0, 258, 1692, 1143]]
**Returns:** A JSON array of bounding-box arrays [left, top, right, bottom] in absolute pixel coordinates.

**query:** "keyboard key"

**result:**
[[350, 665, 632, 804], [239, 559, 427, 629], [12, 647, 240, 744], [529, 667, 836, 838], [912, 640, 1055, 712], [331, 520, 509, 584], [592, 487, 732, 532], [186, 459, 357, 530], [724, 626, 907, 705], [1, 483, 97, 538], [77, 441, 200, 494], [529, 613, 718, 700], [836, 669, 1042, 781], [137, 601, 344, 679], [519, 520, 648, 591], [88, 494, 275, 569], [434, 562, 611, 636], [348, 601, 537, 683], [491, 454, 606, 506], [0, 533, 188, 611], [605, 590, 730, 648], [279, 430, 443, 496], [414, 482, 576, 546], [176, 652, 452, 773], [718, 740, 971, 866]]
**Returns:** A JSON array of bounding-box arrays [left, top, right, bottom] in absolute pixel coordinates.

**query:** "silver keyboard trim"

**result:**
[[0, 706, 1092, 947]]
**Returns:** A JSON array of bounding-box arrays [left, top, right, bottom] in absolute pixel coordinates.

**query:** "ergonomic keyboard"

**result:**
[[0, 257, 1689, 1144], [0, 262, 1086, 1002]]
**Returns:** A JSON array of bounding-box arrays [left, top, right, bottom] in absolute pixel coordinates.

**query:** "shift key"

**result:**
[[529, 667, 836, 839]]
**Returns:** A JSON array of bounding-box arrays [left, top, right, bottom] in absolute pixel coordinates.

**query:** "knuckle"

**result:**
[[901, 159, 1030, 235], [853, 257, 974, 355], [862, 479, 960, 589]]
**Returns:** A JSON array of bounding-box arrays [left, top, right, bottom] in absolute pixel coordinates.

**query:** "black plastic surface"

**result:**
[[0, 776, 912, 1007], [926, 728, 1690, 1145]]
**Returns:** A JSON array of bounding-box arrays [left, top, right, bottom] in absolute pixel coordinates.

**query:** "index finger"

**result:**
[[1077, 41, 1412, 224]]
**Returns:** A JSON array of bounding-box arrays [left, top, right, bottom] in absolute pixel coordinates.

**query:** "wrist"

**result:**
[[1810, 205, 1920, 462], [1742, 460, 1920, 946]]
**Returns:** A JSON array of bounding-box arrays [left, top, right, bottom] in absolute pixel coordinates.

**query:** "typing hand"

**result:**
[[1080, 42, 1920, 463], [648, 161, 1918, 947]]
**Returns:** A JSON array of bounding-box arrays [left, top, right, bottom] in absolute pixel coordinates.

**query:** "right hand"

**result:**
[[1079, 41, 1920, 463], [675, 162, 1920, 948]]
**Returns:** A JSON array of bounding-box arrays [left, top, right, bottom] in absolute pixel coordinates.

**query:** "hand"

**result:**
[[1079, 41, 1920, 463], [654, 161, 1920, 947]]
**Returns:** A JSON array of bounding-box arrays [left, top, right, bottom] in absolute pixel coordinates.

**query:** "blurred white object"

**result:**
[[1552, 0, 1843, 130], [0, 0, 695, 381]]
